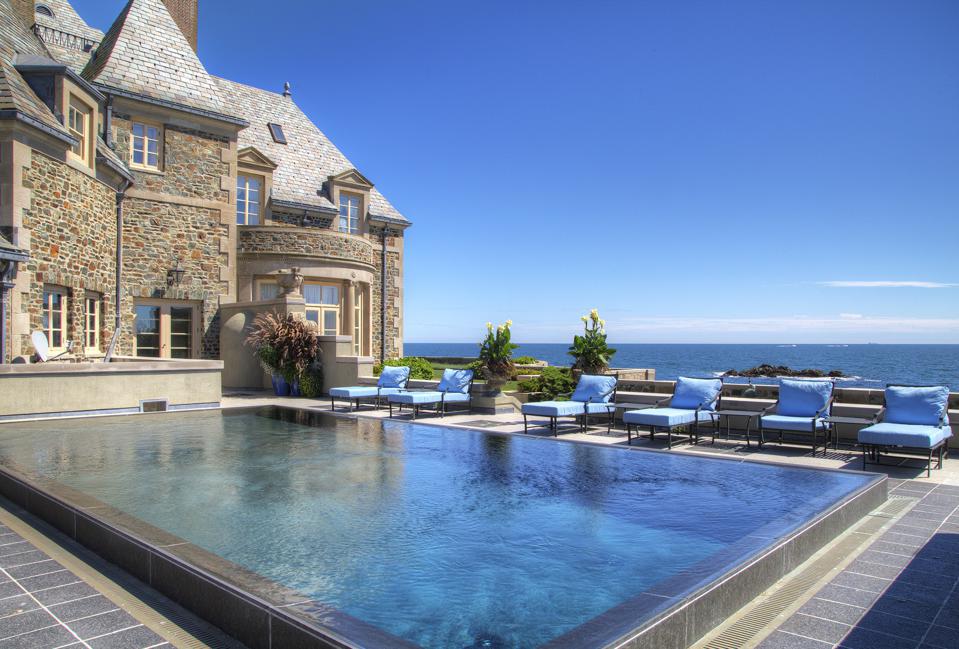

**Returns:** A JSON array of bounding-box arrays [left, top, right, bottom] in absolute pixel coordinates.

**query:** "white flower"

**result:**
[[599, 319, 606, 328], [497, 325, 505, 334], [581, 315, 588, 323], [486, 322, 492, 331], [590, 308, 600, 321], [505, 319, 513, 328]]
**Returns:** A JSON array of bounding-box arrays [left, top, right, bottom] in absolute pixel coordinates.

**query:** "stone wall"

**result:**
[[120, 197, 229, 358], [238, 227, 374, 266], [18, 151, 116, 357], [369, 225, 403, 360], [113, 113, 230, 202]]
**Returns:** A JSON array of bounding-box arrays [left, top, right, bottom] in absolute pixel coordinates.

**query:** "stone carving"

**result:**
[[277, 267, 303, 297]]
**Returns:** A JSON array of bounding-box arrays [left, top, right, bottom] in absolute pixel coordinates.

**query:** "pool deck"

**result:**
[[0, 394, 956, 648]]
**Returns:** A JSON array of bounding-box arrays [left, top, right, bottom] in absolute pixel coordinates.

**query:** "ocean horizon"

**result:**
[[404, 343, 959, 390]]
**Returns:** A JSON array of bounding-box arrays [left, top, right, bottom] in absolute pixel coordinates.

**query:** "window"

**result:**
[[67, 97, 91, 166], [131, 121, 161, 169], [268, 123, 287, 144], [353, 285, 363, 355], [304, 282, 339, 335], [237, 175, 262, 225], [134, 301, 197, 358], [36, 4, 54, 17], [256, 280, 280, 301], [42, 287, 67, 350], [338, 194, 360, 234], [84, 294, 101, 352]]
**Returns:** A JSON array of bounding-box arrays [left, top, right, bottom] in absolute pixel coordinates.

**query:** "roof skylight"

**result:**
[[268, 123, 287, 145]]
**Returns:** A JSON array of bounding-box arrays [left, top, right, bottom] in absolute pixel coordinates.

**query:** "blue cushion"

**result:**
[[623, 407, 714, 428], [441, 392, 471, 403], [570, 374, 617, 403], [670, 377, 722, 411], [778, 379, 833, 417], [438, 369, 473, 394], [522, 401, 609, 417], [884, 386, 949, 426], [859, 422, 952, 449], [378, 366, 410, 388], [761, 414, 828, 432], [330, 386, 379, 399], [389, 391, 443, 405]]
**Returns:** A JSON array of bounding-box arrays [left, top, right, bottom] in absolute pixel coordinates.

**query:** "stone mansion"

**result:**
[[0, 0, 408, 376]]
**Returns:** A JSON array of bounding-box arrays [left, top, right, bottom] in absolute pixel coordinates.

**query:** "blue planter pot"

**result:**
[[271, 374, 291, 396], [290, 380, 302, 397]]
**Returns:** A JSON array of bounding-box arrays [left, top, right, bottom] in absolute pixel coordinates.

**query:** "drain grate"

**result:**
[[696, 496, 915, 649]]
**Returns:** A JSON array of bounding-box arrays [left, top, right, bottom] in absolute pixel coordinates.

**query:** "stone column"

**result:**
[[343, 279, 355, 344]]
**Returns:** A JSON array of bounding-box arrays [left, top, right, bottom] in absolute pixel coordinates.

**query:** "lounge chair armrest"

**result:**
[[814, 397, 833, 419], [654, 396, 671, 408], [761, 402, 778, 415], [871, 407, 886, 424], [699, 393, 721, 410]]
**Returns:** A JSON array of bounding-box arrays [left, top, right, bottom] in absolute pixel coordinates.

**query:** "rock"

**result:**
[[724, 364, 844, 378]]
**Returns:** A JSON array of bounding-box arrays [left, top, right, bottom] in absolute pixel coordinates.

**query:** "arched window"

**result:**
[[36, 4, 54, 17]]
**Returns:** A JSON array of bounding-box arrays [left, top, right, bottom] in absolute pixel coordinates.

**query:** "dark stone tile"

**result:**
[[755, 630, 833, 648], [0, 473, 29, 509], [881, 532, 932, 548], [149, 553, 270, 649], [922, 625, 958, 648], [796, 598, 865, 625], [895, 567, 958, 591], [18, 570, 80, 593], [905, 509, 951, 521], [85, 625, 166, 649], [932, 606, 959, 630], [5, 559, 64, 580], [74, 517, 150, 584], [0, 623, 78, 649], [0, 593, 38, 618], [910, 557, 959, 578], [871, 595, 941, 622], [838, 627, 921, 649], [0, 541, 32, 558], [832, 571, 891, 594], [32, 581, 98, 606], [0, 550, 47, 569], [932, 485, 959, 495], [779, 614, 852, 643], [25, 490, 75, 538], [917, 494, 959, 507], [855, 609, 930, 642], [270, 613, 365, 649], [69, 609, 141, 640], [816, 583, 881, 608], [48, 595, 118, 623], [0, 609, 56, 640]]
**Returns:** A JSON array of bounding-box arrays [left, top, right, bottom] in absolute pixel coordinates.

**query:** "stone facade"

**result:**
[[238, 227, 374, 266], [370, 225, 404, 360], [18, 150, 117, 357]]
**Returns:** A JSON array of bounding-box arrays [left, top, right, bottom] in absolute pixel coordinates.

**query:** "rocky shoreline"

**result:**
[[723, 364, 844, 379]]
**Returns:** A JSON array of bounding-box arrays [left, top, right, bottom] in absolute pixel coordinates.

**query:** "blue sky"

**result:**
[[74, 0, 959, 344]]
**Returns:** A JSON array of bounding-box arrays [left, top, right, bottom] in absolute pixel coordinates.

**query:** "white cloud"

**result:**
[[839, 313, 864, 319], [818, 281, 957, 288]]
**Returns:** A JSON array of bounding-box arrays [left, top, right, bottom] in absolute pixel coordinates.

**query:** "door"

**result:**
[[134, 301, 198, 358]]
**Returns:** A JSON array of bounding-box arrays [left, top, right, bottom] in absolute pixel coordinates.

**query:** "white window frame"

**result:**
[[304, 281, 340, 335], [353, 285, 363, 355], [237, 174, 263, 225], [67, 96, 92, 167], [130, 120, 162, 170], [42, 286, 68, 352], [133, 300, 199, 358], [338, 193, 361, 234], [84, 293, 101, 353]]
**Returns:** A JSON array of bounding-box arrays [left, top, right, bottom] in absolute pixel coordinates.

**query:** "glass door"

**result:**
[[169, 307, 193, 359], [135, 305, 162, 357], [134, 301, 196, 358]]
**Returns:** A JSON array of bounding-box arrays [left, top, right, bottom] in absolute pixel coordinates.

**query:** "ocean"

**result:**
[[404, 343, 959, 390]]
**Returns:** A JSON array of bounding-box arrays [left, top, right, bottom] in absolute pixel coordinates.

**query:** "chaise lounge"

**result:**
[[329, 365, 410, 412], [387, 368, 474, 419], [858, 384, 952, 477], [521, 374, 618, 436], [622, 376, 722, 448], [757, 379, 833, 455]]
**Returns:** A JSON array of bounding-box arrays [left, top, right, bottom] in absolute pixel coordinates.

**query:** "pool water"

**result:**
[[0, 408, 873, 648]]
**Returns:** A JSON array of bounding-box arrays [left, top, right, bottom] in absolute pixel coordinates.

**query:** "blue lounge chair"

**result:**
[[622, 376, 722, 448], [522, 374, 618, 436], [758, 379, 833, 454], [859, 385, 952, 477], [329, 365, 410, 411], [387, 368, 474, 419]]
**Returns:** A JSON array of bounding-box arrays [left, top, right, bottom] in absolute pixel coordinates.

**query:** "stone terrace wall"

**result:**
[[238, 227, 374, 266], [369, 224, 403, 360], [18, 151, 116, 356]]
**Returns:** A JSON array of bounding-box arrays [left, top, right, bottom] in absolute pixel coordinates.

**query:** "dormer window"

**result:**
[[67, 95, 93, 167], [237, 175, 263, 225], [36, 4, 54, 17], [339, 194, 360, 234], [268, 123, 287, 144]]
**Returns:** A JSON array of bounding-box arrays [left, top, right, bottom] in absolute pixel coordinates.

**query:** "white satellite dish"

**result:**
[[31, 331, 50, 362]]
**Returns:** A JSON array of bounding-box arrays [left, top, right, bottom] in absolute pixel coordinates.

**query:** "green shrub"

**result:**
[[374, 357, 433, 380], [517, 366, 575, 400], [514, 355, 538, 365], [569, 309, 616, 374], [299, 363, 324, 398]]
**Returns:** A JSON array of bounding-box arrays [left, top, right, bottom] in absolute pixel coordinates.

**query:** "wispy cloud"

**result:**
[[818, 281, 958, 288]]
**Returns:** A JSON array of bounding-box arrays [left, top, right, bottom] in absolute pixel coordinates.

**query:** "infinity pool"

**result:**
[[0, 407, 876, 648]]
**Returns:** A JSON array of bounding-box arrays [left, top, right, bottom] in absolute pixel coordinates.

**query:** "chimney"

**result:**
[[162, 0, 198, 52], [11, 0, 35, 28]]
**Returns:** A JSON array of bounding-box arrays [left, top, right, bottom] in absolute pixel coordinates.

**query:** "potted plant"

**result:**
[[245, 312, 320, 396], [568, 309, 616, 375], [478, 320, 518, 396]]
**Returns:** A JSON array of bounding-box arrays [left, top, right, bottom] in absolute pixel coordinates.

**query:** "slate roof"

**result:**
[[213, 77, 408, 223], [82, 0, 228, 117], [30, 0, 102, 73], [35, 0, 104, 43], [0, 0, 50, 59]]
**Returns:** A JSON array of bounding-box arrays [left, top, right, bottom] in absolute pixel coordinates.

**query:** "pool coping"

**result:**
[[0, 405, 887, 649]]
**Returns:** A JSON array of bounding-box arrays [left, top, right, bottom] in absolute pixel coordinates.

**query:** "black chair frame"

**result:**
[[757, 383, 835, 456], [625, 379, 723, 449], [523, 375, 619, 436], [388, 376, 475, 420]]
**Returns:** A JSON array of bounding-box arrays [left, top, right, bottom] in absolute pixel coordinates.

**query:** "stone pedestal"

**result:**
[[471, 393, 520, 415]]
